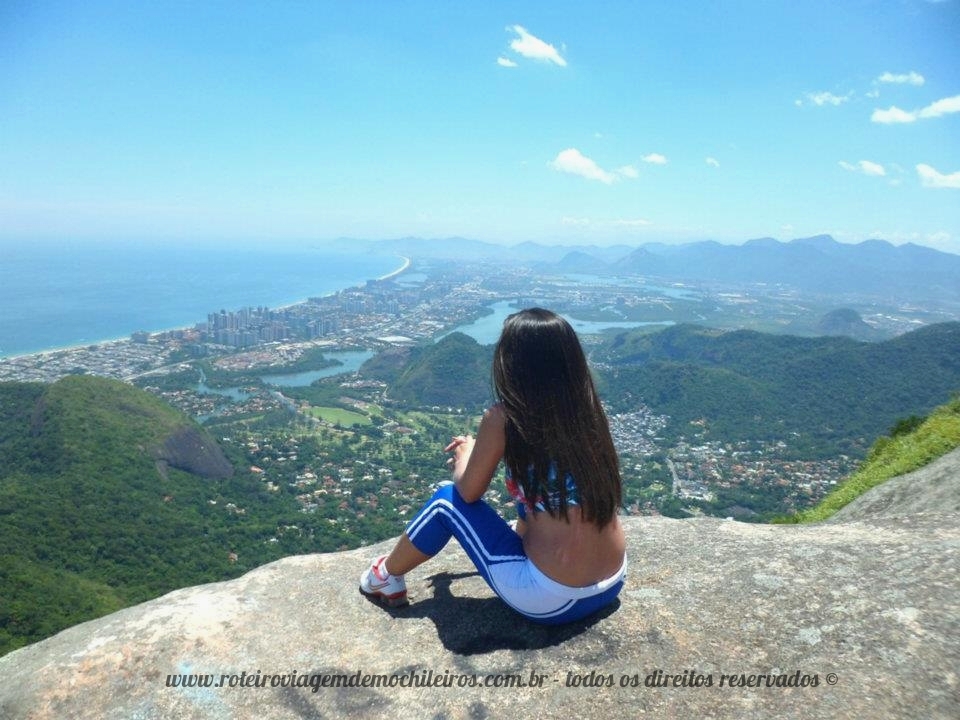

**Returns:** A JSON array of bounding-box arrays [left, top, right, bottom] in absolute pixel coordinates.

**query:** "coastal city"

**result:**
[[0, 251, 936, 385], [0, 256, 883, 518]]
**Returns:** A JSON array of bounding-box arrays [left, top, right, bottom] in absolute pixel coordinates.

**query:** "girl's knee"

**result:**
[[432, 480, 479, 506], [432, 481, 457, 502]]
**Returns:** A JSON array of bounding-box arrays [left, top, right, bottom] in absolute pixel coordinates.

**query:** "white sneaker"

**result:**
[[359, 555, 409, 608]]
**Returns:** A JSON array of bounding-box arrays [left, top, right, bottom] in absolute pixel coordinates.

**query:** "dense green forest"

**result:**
[[369, 321, 960, 459], [0, 375, 465, 656], [599, 321, 960, 458], [0, 378, 248, 654]]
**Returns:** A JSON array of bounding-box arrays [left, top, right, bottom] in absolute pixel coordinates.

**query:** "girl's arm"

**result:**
[[446, 405, 506, 503]]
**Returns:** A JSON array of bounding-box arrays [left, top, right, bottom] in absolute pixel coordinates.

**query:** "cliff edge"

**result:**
[[1, 450, 958, 720]]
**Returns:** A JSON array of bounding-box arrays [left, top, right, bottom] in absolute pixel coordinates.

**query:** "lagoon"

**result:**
[[259, 350, 374, 387], [442, 301, 674, 345]]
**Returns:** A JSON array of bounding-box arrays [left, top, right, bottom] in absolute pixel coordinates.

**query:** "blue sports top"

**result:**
[[505, 462, 580, 513]]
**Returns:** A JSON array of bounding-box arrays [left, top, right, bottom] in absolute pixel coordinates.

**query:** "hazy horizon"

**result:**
[[3, 232, 960, 257]]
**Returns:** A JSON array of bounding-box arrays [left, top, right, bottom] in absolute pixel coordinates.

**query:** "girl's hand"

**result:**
[[445, 434, 474, 471], [443, 435, 468, 453], [448, 406, 505, 502]]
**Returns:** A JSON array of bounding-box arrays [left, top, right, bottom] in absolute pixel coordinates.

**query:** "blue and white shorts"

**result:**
[[405, 482, 626, 625]]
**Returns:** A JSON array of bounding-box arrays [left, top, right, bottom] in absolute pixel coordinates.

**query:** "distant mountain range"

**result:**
[[609, 236, 960, 299], [335, 234, 960, 303]]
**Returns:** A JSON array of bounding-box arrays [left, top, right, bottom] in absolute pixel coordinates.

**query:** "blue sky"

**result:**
[[1, 1, 959, 251]]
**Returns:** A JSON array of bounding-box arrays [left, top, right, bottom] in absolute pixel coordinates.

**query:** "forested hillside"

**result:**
[[597, 321, 960, 457], [368, 321, 960, 459], [0, 377, 245, 655], [366, 332, 494, 409], [0, 373, 467, 656]]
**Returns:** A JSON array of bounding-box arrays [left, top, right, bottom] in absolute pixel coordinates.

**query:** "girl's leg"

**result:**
[[383, 535, 430, 576], [372, 482, 624, 624], [361, 482, 518, 609], [401, 482, 525, 589]]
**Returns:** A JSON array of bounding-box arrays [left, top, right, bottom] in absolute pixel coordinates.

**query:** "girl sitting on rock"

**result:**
[[360, 307, 626, 625]]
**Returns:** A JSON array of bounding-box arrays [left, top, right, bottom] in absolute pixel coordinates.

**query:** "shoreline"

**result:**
[[378, 255, 411, 281], [0, 254, 412, 364]]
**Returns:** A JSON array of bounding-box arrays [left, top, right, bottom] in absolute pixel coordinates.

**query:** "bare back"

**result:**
[[451, 403, 625, 587], [521, 507, 626, 587]]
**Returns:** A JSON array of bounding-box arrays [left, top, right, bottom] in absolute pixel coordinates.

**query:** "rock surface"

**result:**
[[155, 425, 235, 480], [1, 455, 958, 720], [826, 447, 960, 521]]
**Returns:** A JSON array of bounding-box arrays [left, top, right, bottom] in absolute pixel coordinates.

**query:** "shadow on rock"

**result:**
[[363, 570, 620, 655]]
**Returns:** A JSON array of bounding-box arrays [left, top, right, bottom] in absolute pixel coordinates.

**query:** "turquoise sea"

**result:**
[[0, 241, 402, 358]]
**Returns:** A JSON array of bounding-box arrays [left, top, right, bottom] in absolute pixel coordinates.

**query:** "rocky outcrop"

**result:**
[[155, 425, 234, 479], [826, 446, 960, 521], [1, 457, 958, 719]]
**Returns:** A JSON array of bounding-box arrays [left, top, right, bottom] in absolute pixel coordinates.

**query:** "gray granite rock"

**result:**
[[826, 447, 960, 521], [2, 456, 958, 720]]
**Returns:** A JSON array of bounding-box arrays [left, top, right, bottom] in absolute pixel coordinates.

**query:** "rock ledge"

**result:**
[[2, 451, 958, 719]]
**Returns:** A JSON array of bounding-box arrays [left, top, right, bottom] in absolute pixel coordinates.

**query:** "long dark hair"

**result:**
[[492, 308, 621, 527]]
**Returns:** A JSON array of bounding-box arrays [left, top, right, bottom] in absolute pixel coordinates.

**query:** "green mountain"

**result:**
[[378, 332, 494, 409], [598, 321, 960, 457], [0, 376, 240, 655], [814, 308, 882, 341]]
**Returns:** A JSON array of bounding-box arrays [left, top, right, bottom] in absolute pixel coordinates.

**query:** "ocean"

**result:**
[[0, 241, 402, 358]]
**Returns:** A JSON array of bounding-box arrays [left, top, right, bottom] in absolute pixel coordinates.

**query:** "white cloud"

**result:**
[[916, 163, 960, 189], [496, 56, 518, 68], [550, 148, 616, 184], [508, 25, 567, 67], [840, 160, 886, 177], [871, 105, 916, 123], [925, 231, 953, 251], [611, 218, 652, 227], [705, 157, 720, 168], [918, 95, 960, 119], [616, 165, 639, 179], [642, 153, 668, 165], [872, 94, 960, 123], [561, 216, 652, 229], [803, 91, 852, 107], [877, 71, 925, 86]]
